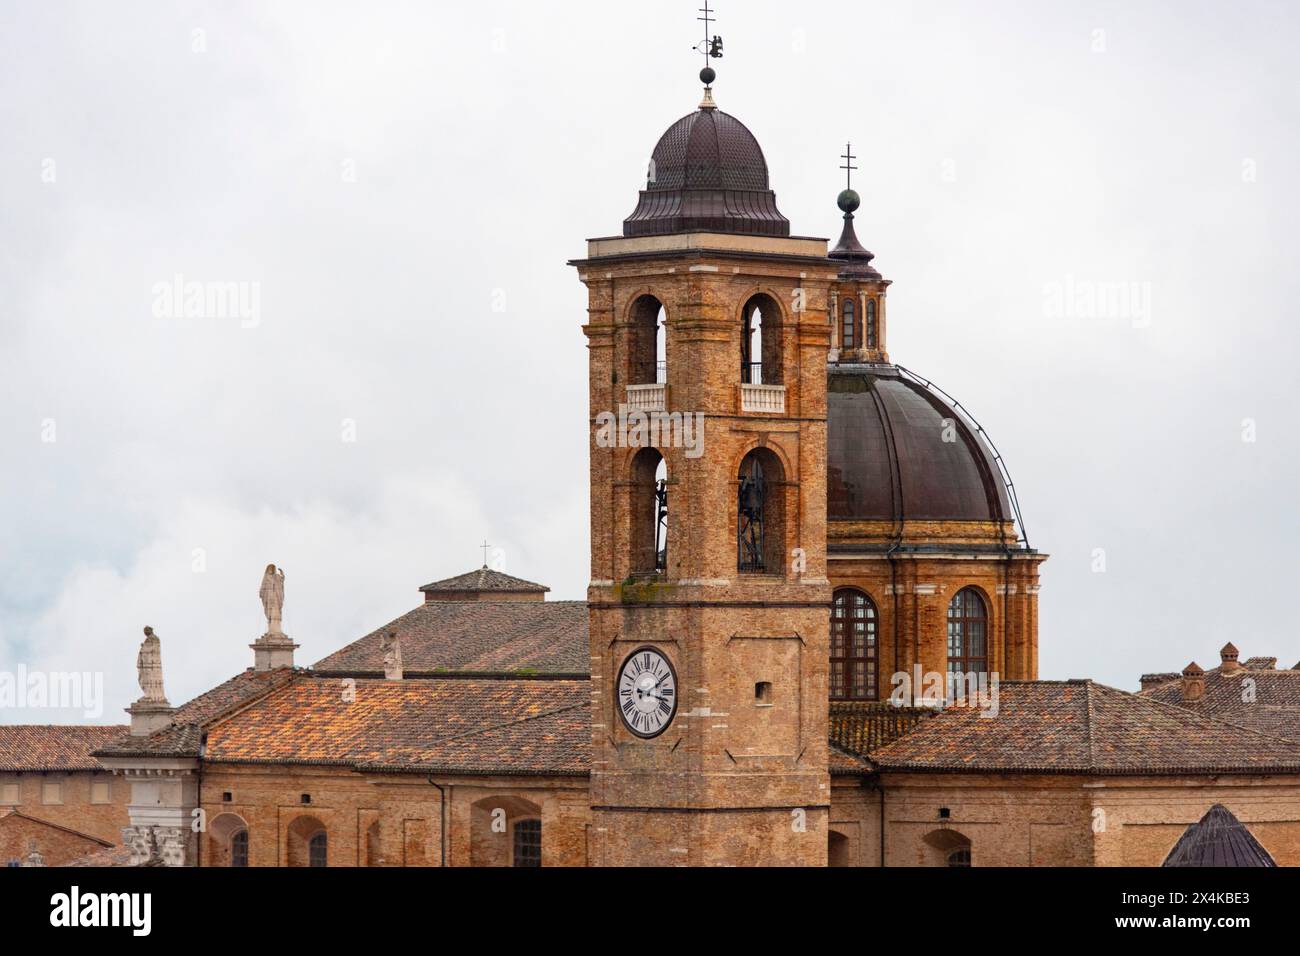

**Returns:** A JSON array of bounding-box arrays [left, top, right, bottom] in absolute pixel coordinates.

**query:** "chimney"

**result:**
[[1219, 642, 1242, 674], [381, 631, 403, 681], [1181, 662, 1205, 703]]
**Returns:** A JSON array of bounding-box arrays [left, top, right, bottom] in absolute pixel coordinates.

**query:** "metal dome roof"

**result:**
[[827, 365, 1015, 525], [623, 107, 790, 238]]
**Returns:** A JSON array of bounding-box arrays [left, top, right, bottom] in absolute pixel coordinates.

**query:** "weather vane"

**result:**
[[840, 142, 858, 191], [694, 2, 724, 66]]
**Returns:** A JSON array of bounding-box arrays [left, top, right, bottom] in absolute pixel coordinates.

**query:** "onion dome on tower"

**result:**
[[828, 186, 881, 281]]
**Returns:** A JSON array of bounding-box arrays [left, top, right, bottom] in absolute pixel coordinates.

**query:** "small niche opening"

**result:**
[[222, 791, 232, 803], [755, 681, 773, 705], [301, 793, 312, 805]]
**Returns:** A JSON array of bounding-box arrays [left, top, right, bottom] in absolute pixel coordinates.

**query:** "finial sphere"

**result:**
[[837, 188, 861, 213], [700, 66, 716, 85]]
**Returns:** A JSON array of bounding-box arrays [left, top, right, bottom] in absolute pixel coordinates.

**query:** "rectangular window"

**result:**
[[91, 780, 111, 804], [513, 819, 542, 867], [41, 781, 63, 805], [0, 783, 18, 805]]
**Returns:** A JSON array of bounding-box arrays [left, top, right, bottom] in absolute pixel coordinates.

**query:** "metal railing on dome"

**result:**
[[894, 365, 1032, 550]]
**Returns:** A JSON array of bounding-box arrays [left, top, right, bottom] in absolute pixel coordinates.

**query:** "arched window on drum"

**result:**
[[831, 588, 878, 700]]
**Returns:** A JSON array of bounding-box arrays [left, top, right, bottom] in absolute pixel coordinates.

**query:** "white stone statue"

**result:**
[[260, 564, 286, 635], [381, 630, 403, 680], [136, 626, 166, 703]]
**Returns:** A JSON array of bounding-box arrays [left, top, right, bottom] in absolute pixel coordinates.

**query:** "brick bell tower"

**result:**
[[571, 60, 834, 865]]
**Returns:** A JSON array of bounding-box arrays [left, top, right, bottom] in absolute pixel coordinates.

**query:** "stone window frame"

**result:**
[[40, 778, 63, 805]]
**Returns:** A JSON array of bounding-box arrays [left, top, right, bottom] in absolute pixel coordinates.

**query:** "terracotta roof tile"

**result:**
[[204, 675, 590, 775], [0, 725, 128, 771], [1139, 666, 1300, 741], [829, 743, 872, 775], [171, 668, 297, 725], [872, 680, 1300, 775], [65, 844, 136, 867], [314, 601, 588, 676], [95, 668, 297, 759], [830, 701, 934, 758]]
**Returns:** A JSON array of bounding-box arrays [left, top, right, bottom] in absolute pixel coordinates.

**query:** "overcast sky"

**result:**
[[2, 0, 1297, 722]]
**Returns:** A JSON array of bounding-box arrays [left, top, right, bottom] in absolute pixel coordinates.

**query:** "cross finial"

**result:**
[[695, 2, 723, 66], [840, 142, 858, 190], [480, 539, 491, 567], [697, 2, 716, 65]]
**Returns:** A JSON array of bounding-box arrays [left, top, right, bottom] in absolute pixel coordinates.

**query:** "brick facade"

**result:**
[[578, 235, 834, 866]]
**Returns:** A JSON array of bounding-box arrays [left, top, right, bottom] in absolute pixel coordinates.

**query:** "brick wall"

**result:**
[[198, 764, 590, 867], [0, 770, 128, 847], [0, 812, 109, 867], [825, 771, 1300, 866]]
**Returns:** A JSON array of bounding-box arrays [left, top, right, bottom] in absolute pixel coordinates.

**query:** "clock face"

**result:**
[[617, 647, 678, 739]]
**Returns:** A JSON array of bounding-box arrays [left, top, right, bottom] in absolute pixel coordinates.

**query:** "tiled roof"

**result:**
[[204, 675, 590, 775], [313, 601, 589, 676], [0, 725, 128, 771], [95, 668, 296, 759], [829, 743, 872, 775], [418, 566, 549, 594], [1138, 672, 1180, 687], [1244, 657, 1279, 670], [1163, 804, 1276, 867], [830, 701, 934, 758], [872, 680, 1300, 775], [65, 844, 136, 867], [172, 668, 297, 725], [1139, 666, 1300, 741]]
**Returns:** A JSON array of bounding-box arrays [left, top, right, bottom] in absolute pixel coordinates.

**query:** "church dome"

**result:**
[[827, 365, 1014, 526], [623, 106, 790, 238]]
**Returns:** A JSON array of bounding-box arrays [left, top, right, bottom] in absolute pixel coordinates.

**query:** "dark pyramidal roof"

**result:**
[[1163, 804, 1276, 867], [419, 566, 549, 595]]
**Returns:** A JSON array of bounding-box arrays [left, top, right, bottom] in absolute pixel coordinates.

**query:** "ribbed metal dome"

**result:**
[[827, 365, 1013, 524], [623, 108, 790, 238]]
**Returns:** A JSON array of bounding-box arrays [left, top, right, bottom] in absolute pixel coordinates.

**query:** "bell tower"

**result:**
[[572, 42, 834, 865]]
